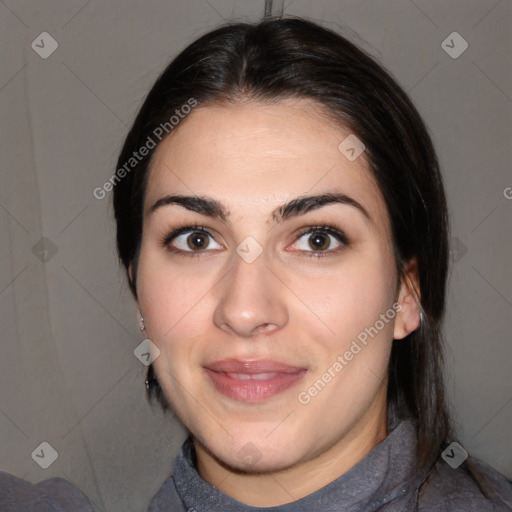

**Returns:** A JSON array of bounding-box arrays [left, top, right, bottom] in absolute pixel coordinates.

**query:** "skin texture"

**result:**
[[133, 99, 420, 506]]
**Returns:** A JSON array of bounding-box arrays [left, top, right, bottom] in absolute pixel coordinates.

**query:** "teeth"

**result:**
[[226, 372, 279, 380]]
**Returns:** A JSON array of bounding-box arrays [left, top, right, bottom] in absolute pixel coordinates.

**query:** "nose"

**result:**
[[213, 252, 288, 338]]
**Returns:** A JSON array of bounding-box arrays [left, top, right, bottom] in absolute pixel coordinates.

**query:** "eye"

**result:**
[[162, 226, 222, 253], [290, 226, 348, 255]]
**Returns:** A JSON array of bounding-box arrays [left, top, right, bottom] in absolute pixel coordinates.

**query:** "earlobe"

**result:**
[[393, 259, 421, 340]]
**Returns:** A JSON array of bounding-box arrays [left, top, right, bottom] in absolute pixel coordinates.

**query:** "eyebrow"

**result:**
[[149, 193, 371, 223], [150, 195, 228, 220], [274, 193, 370, 223]]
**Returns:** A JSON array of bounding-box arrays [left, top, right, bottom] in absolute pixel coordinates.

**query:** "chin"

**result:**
[[221, 449, 301, 475], [206, 433, 306, 474]]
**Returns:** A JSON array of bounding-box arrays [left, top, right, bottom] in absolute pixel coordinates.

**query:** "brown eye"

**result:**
[[308, 232, 331, 251], [166, 227, 222, 253], [290, 226, 347, 255], [187, 231, 209, 250]]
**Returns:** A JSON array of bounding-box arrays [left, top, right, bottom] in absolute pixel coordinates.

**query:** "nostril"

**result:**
[[254, 323, 276, 335]]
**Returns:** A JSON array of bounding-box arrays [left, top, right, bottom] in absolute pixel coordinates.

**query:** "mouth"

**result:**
[[203, 359, 308, 403]]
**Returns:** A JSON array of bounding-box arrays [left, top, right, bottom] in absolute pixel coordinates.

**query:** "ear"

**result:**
[[128, 262, 139, 297], [393, 258, 421, 340], [128, 264, 143, 327]]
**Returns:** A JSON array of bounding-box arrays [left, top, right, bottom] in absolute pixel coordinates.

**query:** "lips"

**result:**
[[204, 359, 307, 403]]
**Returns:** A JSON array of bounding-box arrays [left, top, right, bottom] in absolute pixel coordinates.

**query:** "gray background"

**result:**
[[0, 1, 511, 511]]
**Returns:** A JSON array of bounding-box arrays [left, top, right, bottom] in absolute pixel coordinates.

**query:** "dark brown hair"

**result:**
[[113, 17, 489, 490]]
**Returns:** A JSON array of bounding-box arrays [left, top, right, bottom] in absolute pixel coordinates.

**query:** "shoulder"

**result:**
[[417, 456, 512, 512], [0, 471, 93, 512], [148, 476, 186, 512]]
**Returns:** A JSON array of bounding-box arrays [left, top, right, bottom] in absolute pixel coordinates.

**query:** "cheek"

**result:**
[[137, 263, 212, 401], [136, 247, 216, 336], [292, 252, 397, 344], [293, 259, 396, 424], [135, 271, 211, 401]]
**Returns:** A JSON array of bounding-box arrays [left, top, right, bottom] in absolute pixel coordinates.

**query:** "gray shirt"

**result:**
[[148, 421, 512, 512], [0, 472, 92, 511]]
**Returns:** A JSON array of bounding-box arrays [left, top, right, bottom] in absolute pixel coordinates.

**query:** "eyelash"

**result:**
[[159, 223, 350, 259]]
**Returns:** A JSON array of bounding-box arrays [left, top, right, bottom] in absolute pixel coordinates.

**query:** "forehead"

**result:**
[[144, 99, 387, 222]]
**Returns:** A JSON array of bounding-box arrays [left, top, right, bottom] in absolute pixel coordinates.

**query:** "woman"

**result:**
[[112, 17, 512, 511]]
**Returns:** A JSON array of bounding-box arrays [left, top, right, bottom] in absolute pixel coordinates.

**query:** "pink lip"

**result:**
[[204, 359, 307, 403]]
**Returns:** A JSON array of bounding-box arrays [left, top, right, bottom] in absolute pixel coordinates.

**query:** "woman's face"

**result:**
[[136, 99, 417, 473]]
